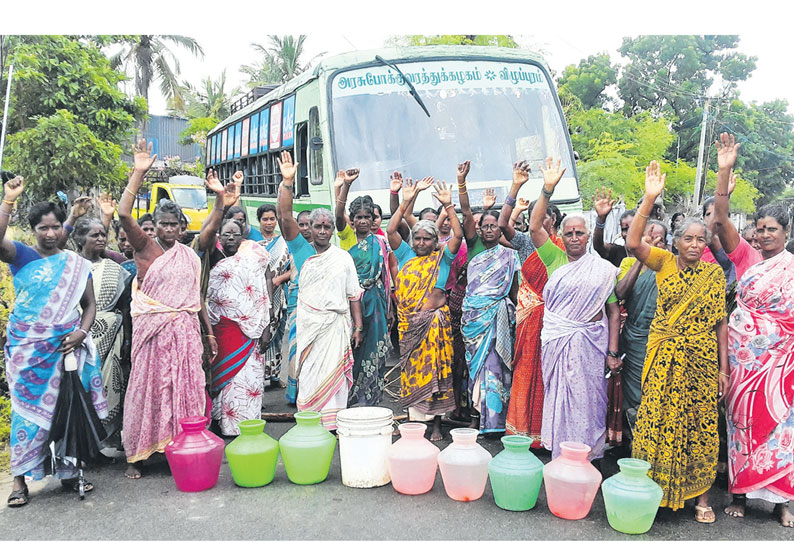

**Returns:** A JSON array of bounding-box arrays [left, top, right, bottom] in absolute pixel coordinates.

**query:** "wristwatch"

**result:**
[[354, 325, 364, 332], [606, 350, 620, 358]]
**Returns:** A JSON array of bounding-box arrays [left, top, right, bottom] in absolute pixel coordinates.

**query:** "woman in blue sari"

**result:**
[[1, 176, 106, 507], [462, 211, 520, 433], [336, 174, 390, 406]]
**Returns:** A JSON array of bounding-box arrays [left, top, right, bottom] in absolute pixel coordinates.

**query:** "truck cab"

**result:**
[[130, 175, 209, 232]]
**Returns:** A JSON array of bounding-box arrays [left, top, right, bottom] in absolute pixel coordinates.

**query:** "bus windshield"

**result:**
[[331, 59, 578, 205], [171, 187, 208, 210]]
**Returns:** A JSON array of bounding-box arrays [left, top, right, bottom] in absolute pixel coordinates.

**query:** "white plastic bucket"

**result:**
[[336, 407, 394, 488]]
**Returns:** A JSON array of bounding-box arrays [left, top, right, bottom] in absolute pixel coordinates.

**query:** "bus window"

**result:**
[[296, 122, 309, 196], [266, 153, 280, 195], [309, 107, 323, 186]]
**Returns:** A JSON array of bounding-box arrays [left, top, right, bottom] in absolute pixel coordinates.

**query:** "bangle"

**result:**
[[280, 182, 294, 191], [719, 371, 730, 377], [607, 350, 619, 358], [541, 187, 554, 199], [336, 198, 346, 205], [444, 204, 454, 210], [390, 190, 399, 195], [458, 189, 467, 195], [2, 199, 15, 206], [716, 192, 729, 197], [637, 210, 650, 219], [595, 220, 605, 229], [204, 334, 216, 339], [504, 195, 517, 207], [124, 187, 137, 197], [76, 328, 88, 337], [354, 325, 363, 332]]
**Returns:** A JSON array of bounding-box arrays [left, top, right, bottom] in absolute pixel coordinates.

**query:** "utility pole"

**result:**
[[693, 97, 710, 210]]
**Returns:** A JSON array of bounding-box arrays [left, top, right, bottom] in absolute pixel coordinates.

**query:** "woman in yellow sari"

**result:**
[[626, 161, 729, 523], [388, 177, 462, 441]]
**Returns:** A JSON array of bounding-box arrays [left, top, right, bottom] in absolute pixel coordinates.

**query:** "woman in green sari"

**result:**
[[336, 172, 390, 406]]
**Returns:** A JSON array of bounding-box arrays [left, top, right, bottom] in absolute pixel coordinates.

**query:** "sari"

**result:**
[[725, 249, 794, 502], [540, 249, 617, 460], [462, 245, 519, 433], [89, 258, 130, 442], [296, 246, 363, 430], [632, 247, 725, 510], [7, 250, 107, 479], [122, 242, 206, 463], [208, 240, 271, 436], [443, 238, 469, 416], [617, 257, 658, 413], [396, 250, 455, 419], [285, 274, 299, 404], [259, 235, 290, 382], [347, 233, 391, 406], [506, 235, 564, 441]]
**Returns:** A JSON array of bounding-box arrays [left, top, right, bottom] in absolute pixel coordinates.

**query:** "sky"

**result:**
[[2, 0, 793, 116]]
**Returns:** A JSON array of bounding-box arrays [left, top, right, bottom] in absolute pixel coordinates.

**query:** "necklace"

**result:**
[[155, 237, 170, 253]]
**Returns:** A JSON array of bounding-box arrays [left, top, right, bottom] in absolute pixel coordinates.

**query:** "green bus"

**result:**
[[206, 45, 581, 227]]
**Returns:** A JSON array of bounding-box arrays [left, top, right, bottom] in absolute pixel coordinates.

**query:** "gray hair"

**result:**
[[412, 220, 440, 241], [559, 213, 590, 235], [672, 217, 712, 246], [153, 200, 183, 223], [647, 218, 669, 240], [308, 207, 335, 229], [73, 217, 106, 249]]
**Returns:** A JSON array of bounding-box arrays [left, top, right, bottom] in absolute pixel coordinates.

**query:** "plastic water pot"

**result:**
[[542, 441, 602, 519], [488, 435, 544, 511], [164, 416, 224, 492], [225, 419, 279, 488], [279, 411, 336, 485], [437, 428, 492, 501], [602, 458, 663, 534], [336, 406, 394, 488], [387, 423, 440, 495]]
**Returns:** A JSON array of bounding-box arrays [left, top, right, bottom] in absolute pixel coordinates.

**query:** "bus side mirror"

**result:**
[[573, 151, 580, 161], [310, 136, 323, 150]]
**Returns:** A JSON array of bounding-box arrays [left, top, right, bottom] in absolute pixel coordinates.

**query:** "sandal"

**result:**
[[61, 479, 94, 493], [695, 505, 716, 524], [7, 487, 29, 508]]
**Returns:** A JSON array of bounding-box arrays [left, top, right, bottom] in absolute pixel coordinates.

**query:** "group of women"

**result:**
[[3, 133, 792, 528]]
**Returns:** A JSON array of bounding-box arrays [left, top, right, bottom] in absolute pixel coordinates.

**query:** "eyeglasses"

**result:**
[[220, 233, 242, 239], [480, 224, 500, 231]]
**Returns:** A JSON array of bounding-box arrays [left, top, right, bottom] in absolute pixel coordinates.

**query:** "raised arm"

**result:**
[[386, 177, 432, 250], [509, 199, 530, 227], [97, 192, 116, 231], [592, 187, 618, 258], [432, 181, 462, 254], [714, 132, 741, 253], [402, 176, 433, 230], [456, 161, 477, 240], [198, 169, 234, 252], [276, 150, 300, 242], [59, 196, 92, 249], [389, 172, 410, 241], [118, 139, 157, 252], [498, 160, 531, 241], [0, 176, 24, 263], [627, 160, 666, 265], [529, 157, 565, 250], [335, 168, 360, 232]]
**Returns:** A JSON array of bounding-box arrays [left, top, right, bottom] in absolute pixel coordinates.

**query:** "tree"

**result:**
[[0, 36, 144, 204], [617, 35, 756, 162], [240, 35, 323, 86], [172, 70, 238, 120], [557, 53, 617, 110], [109, 35, 204, 110]]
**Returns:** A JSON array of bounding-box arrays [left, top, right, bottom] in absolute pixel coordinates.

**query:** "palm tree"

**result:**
[[172, 70, 239, 121], [240, 35, 324, 86], [110, 35, 204, 110]]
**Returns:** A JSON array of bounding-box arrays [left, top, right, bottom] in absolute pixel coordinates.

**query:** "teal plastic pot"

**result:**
[[488, 435, 544, 511]]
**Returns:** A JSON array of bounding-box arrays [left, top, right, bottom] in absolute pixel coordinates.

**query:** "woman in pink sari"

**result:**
[[118, 140, 217, 479]]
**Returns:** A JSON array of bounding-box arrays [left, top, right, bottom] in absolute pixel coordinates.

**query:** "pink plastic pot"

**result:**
[[437, 428, 492, 501], [542, 441, 602, 519], [387, 423, 439, 495], [165, 416, 224, 492]]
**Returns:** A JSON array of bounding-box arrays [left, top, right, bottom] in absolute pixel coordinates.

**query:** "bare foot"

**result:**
[[124, 464, 142, 479], [429, 428, 443, 442], [724, 496, 746, 518], [775, 502, 794, 528]]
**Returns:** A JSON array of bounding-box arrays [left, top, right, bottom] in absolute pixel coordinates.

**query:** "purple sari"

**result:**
[[540, 252, 617, 459]]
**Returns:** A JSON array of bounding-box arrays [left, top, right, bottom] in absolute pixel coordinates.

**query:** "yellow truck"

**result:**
[[130, 175, 210, 233]]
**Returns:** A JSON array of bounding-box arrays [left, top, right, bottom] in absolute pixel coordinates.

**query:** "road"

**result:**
[[1, 375, 791, 540]]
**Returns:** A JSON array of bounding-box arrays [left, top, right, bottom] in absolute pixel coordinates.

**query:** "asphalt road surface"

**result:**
[[1, 377, 792, 540]]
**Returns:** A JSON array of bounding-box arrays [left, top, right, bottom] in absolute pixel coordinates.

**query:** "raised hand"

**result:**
[[540, 157, 565, 191], [343, 168, 360, 185], [277, 150, 299, 185], [644, 160, 666, 199], [416, 176, 434, 193], [2, 175, 24, 202], [592, 186, 617, 220], [334, 170, 346, 192], [402, 178, 418, 201], [232, 170, 244, 188], [205, 168, 224, 194], [715, 132, 740, 171], [482, 188, 496, 210], [512, 160, 531, 186], [516, 197, 530, 213], [132, 139, 157, 172], [432, 181, 453, 206], [457, 160, 471, 185], [223, 182, 241, 208], [96, 192, 117, 218], [389, 171, 403, 193], [70, 196, 93, 219]]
